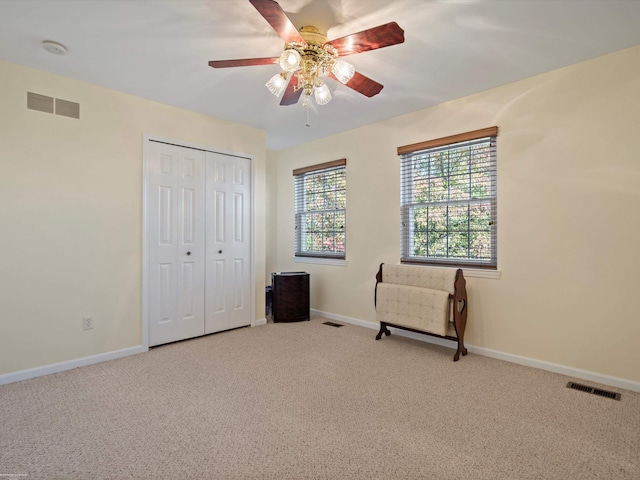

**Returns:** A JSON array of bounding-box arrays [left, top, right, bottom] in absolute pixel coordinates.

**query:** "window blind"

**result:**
[[293, 160, 346, 259], [398, 128, 497, 268]]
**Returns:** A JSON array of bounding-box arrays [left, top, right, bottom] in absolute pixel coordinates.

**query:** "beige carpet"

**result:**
[[0, 316, 638, 479]]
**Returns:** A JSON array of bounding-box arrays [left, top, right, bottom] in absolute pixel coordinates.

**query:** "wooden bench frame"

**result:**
[[374, 263, 469, 361]]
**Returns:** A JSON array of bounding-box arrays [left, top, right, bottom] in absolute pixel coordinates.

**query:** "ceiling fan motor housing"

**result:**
[[298, 25, 328, 46], [286, 26, 338, 94]]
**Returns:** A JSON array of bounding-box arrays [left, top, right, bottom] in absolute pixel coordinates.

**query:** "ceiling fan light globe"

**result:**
[[279, 49, 301, 72], [266, 72, 289, 97], [314, 83, 332, 105], [332, 60, 355, 84]]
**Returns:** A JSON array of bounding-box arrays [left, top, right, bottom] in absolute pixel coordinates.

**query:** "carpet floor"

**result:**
[[1, 316, 638, 479]]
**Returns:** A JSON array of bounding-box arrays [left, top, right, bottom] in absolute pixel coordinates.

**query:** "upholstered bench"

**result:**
[[374, 263, 468, 361]]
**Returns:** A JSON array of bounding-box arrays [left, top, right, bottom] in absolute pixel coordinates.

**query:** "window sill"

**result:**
[[462, 268, 501, 279], [402, 262, 501, 279], [293, 256, 347, 267]]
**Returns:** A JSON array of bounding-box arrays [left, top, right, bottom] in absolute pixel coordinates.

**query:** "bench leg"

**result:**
[[452, 271, 469, 361], [453, 341, 468, 362], [375, 322, 391, 340], [452, 309, 468, 362]]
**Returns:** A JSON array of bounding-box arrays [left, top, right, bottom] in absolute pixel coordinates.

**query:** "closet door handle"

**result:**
[[218, 250, 223, 254], [186, 251, 191, 256]]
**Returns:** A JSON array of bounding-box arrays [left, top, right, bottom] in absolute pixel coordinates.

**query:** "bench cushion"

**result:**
[[382, 264, 457, 295], [376, 283, 450, 337]]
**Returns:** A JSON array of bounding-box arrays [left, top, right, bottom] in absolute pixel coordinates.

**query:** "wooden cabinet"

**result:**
[[271, 272, 310, 323]]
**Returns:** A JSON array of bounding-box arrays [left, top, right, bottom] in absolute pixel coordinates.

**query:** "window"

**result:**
[[398, 127, 497, 268], [293, 159, 346, 259]]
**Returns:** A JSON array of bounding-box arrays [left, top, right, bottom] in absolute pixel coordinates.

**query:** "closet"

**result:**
[[146, 140, 251, 346]]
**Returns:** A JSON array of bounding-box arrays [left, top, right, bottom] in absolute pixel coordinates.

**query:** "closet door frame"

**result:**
[[141, 134, 256, 349]]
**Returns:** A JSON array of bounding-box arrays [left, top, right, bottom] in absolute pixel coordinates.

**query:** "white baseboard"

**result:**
[[311, 309, 640, 394], [1, 319, 268, 386], [4, 313, 638, 394], [0, 345, 148, 386]]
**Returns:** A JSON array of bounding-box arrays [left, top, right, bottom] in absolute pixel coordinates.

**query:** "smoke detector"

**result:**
[[42, 41, 67, 55]]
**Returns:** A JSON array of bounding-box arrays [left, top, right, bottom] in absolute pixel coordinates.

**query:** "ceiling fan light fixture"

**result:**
[[314, 82, 332, 105], [266, 71, 290, 97], [332, 60, 355, 84], [278, 48, 301, 72], [208, 1, 406, 113]]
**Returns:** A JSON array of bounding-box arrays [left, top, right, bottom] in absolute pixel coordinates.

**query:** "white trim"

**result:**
[[0, 346, 147, 386], [463, 268, 501, 279], [142, 134, 256, 343], [310, 309, 640, 393], [142, 134, 255, 161], [466, 345, 639, 393], [249, 148, 257, 327], [293, 256, 347, 267], [253, 317, 267, 327], [311, 309, 377, 329], [396, 263, 500, 279], [141, 137, 150, 348]]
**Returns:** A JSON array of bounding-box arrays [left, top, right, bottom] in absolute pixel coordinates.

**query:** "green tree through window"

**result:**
[[294, 160, 346, 259], [399, 128, 497, 268]]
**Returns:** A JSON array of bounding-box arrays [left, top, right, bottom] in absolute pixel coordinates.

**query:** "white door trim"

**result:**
[[142, 134, 256, 349]]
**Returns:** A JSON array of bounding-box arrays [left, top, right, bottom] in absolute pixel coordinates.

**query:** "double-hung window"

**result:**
[[293, 159, 346, 260], [398, 127, 498, 268]]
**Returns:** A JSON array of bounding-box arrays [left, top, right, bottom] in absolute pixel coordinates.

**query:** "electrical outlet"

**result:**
[[83, 316, 93, 330]]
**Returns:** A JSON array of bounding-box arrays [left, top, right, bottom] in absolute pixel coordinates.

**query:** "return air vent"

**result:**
[[566, 382, 621, 400], [322, 321, 344, 328], [27, 92, 80, 119], [27, 92, 54, 113], [55, 98, 80, 119]]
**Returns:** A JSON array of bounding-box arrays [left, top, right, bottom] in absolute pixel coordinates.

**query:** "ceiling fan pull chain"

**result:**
[[302, 92, 311, 127]]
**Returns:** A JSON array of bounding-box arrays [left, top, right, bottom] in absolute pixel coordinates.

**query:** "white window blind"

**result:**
[[293, 159, 346, 259], [398, 127, 498, 268]]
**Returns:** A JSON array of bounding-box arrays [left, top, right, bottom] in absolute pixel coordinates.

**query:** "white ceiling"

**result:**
[[1, 0, 640, 150]]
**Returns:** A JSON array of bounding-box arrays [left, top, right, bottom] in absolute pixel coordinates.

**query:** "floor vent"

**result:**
[[322, 321, 344, 328], [566, 382, 621, 400]]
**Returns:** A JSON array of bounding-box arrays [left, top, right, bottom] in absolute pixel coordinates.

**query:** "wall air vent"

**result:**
[[27, 92, 54, 113], [566, 382, 621, 400], [27, 92, 80, 119], [55, 98, 80, 119]]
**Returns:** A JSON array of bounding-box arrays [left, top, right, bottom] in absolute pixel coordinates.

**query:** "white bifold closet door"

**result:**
[[205, 152, 251, 334], [147, 141, 251, 347]]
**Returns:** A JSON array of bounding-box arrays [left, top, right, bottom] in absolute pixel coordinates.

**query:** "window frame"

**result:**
[[398, 127, 498, 269], [293, 159, 347, 260]]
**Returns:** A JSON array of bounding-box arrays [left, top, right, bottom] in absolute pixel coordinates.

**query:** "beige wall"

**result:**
[[0, 59, 267, 376], [271, 45, 640, 384], [265, 150, 279, 284]]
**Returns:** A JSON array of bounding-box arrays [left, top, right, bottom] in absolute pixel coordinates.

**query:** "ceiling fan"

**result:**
[[208, 0, 405, 108]]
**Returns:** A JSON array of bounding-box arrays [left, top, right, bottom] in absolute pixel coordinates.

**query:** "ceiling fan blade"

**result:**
[[327, 22, 405, 57], [330, 71, 383, 98], [249, 0, 305, 45], [280, 75, 303, 106], [208, 57, 278, 68]]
